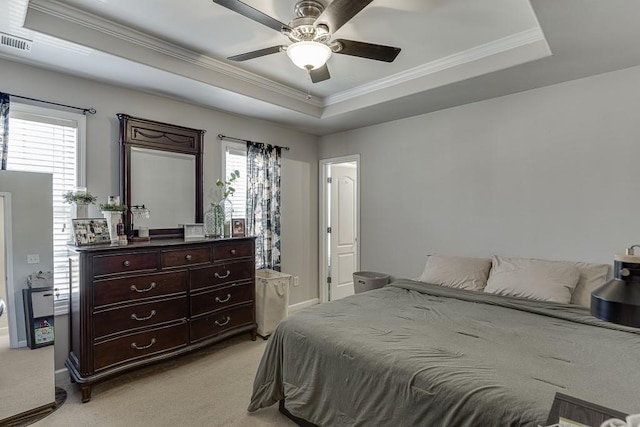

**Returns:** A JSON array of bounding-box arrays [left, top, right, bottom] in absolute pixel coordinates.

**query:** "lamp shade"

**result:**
[[286, 41, 331, 70], [591, 254, 640, 328]]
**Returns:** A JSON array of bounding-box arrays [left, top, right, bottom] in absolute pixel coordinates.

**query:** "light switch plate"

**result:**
[[293, 276, 299, 287], [27, 254, 40, 264]]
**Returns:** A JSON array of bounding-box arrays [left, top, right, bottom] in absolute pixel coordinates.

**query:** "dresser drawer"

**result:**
[[94, 271, 187, 307], [94, 322, 188, 371], [190, 304, 254, 342], [93, 252, 158, 277], [93, 296, 188, 339], [190, 281, 253, 317], [161, 247, 210, 268], [213, 240, 253, 261], [189, 260, 254, 290]]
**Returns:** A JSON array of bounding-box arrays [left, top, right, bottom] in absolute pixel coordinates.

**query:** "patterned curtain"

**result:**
[[246, 142, 282, 270], [0, 93, 9, 170]]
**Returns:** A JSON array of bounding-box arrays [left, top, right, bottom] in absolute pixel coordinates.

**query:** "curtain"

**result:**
[[0, 93, 9, 170], [246, 142, 282, 270]]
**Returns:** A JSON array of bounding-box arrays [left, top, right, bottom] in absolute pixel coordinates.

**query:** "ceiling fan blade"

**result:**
[[314, 0, 374, 33], [212, 0, 292, 32], [334, 39, 401, 62], [227, 46, 285, 61], [310, 64, 331, 83]]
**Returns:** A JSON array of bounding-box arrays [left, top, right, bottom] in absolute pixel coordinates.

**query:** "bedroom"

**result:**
[[1, 0, 639, 425]]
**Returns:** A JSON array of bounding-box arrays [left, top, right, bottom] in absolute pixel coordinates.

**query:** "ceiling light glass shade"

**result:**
[[286, 41, 331, 70]]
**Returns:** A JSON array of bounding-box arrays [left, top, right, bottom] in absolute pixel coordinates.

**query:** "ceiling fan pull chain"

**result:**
[[306, 72, 312, 100]]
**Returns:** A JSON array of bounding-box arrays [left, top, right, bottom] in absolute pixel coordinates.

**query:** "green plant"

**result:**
[[215, 170, 240, 200], [99, 202, 127, 212], [62, 190, 97, 205]]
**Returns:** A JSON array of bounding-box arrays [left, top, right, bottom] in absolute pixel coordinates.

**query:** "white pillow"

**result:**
[[417, 254, 492, 291], [484, 256, 580, 303], [567, 262, 610, 307]]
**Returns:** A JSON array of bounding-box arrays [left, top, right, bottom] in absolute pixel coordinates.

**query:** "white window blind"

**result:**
[[224, 143, 247, 220], [7, 106, 84, 304]]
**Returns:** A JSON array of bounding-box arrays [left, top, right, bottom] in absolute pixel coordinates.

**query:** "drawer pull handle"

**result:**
[[131, 310, 156, 321], [131, 338, 156, 350], [123, 260, 131, 267], [214, 316, 231, 327], [185, 254, 192, 261], [215, 294, 232, 303], [230, 249, 237, 255], [130, 282, 156, 293], [214, 270, 231, 279]]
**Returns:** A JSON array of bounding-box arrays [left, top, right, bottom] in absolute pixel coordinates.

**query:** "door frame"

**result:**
[[0, 192, 18, 347], [319, 155, 360, 303]]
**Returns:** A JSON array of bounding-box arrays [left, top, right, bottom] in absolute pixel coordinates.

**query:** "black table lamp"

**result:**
[[591, 245, 640, 328]]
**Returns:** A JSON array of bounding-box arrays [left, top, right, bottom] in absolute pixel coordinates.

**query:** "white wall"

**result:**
[[0, 58, 319, 370], [0, 171, 53, 344], [320, 65, 640, 280]]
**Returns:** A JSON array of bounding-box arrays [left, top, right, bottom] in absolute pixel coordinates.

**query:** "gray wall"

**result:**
[[0, 58, 319, 371], [320, 64, 640, 280], [0, 171, 53, 344]]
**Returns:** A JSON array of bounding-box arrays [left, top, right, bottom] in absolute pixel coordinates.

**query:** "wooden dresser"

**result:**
[[65, 237, 256, 402]]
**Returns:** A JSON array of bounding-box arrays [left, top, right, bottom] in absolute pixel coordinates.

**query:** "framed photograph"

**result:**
[[546, 393, 627, 427], [183, 223, 205, 240], [232, 218, 246, 237], [71, 218, 111, 246]]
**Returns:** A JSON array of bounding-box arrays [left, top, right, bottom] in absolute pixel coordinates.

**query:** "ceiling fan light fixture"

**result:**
[[286, 41, 331, 70]]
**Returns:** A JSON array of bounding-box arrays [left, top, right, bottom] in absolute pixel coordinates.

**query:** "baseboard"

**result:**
[[55, 367, 69, 384], [288, 298, 319, 314]]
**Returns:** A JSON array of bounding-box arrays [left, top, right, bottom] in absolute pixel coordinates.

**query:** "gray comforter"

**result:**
[[248, 280, 640, 426]]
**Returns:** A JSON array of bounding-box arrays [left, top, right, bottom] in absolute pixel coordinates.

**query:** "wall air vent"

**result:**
[[0, 32, 33, 53]]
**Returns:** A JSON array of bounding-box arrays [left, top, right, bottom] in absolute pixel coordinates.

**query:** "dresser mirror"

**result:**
[[118, 114, 205, 238]]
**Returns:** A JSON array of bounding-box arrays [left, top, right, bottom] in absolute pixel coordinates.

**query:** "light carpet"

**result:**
[[34, 335, 295, 426]]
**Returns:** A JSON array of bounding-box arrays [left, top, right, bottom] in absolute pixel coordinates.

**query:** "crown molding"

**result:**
[[27, 0, 323, 108], [324, 27, 547, 106]]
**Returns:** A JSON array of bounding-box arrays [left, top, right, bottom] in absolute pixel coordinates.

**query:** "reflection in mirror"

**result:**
[[130, 147, 196, 229]]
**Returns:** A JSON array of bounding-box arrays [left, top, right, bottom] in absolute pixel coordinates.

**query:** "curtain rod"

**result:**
[[6, 93, 97, 115], [218, 133, 290, 151]]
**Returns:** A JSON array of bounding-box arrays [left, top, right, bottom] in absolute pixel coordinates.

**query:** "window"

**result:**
[[7, 103, 86, 311], [222, 141, 247, 219]]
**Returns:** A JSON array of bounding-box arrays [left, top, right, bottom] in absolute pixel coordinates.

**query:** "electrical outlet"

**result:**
[[293, 276, 299, 287], [27, 254, 40, 264]]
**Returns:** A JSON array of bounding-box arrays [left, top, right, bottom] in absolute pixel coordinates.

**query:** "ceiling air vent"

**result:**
[[0, 32, 33, 53]]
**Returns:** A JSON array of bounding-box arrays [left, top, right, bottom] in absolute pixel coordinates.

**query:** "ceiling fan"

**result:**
[[212, 0, 401, 83]]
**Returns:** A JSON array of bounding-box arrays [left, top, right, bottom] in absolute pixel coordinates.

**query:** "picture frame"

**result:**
[[545, 393, 627, 427], [71, 218, 111, 246], [182, 223, 205, 240], [232, 218, 246, 237]]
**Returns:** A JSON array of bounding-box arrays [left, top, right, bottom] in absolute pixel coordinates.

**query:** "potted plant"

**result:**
[[100, 197, 127, 244], [205, 170, 240, 238], [62, 189, 97, 219]]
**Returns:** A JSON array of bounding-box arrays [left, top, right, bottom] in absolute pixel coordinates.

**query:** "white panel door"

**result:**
[[329, 164, 357, 300]]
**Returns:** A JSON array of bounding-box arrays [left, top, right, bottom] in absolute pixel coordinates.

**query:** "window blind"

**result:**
[[7, 111, 79, 302], [224, 145, 247, 220]]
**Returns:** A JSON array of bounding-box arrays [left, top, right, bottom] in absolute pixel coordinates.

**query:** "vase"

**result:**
[[102, 211, 122, 244], [220, 198, 233, 237], [204, 203, 225, 238], [75, 203, 89, 219]]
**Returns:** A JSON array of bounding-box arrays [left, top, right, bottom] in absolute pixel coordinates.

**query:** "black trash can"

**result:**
[[353, 271, 390, 294]]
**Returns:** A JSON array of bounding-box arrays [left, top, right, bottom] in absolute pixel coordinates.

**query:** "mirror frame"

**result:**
[[118, 113, 205, 239]]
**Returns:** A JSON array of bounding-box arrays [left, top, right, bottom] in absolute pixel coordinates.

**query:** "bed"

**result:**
[[248, 256, 640, 426]]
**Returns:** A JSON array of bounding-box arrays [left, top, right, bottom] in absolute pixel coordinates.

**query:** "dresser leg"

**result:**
[[250, 328, 257, 341], [81, 384, 92, 403]]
